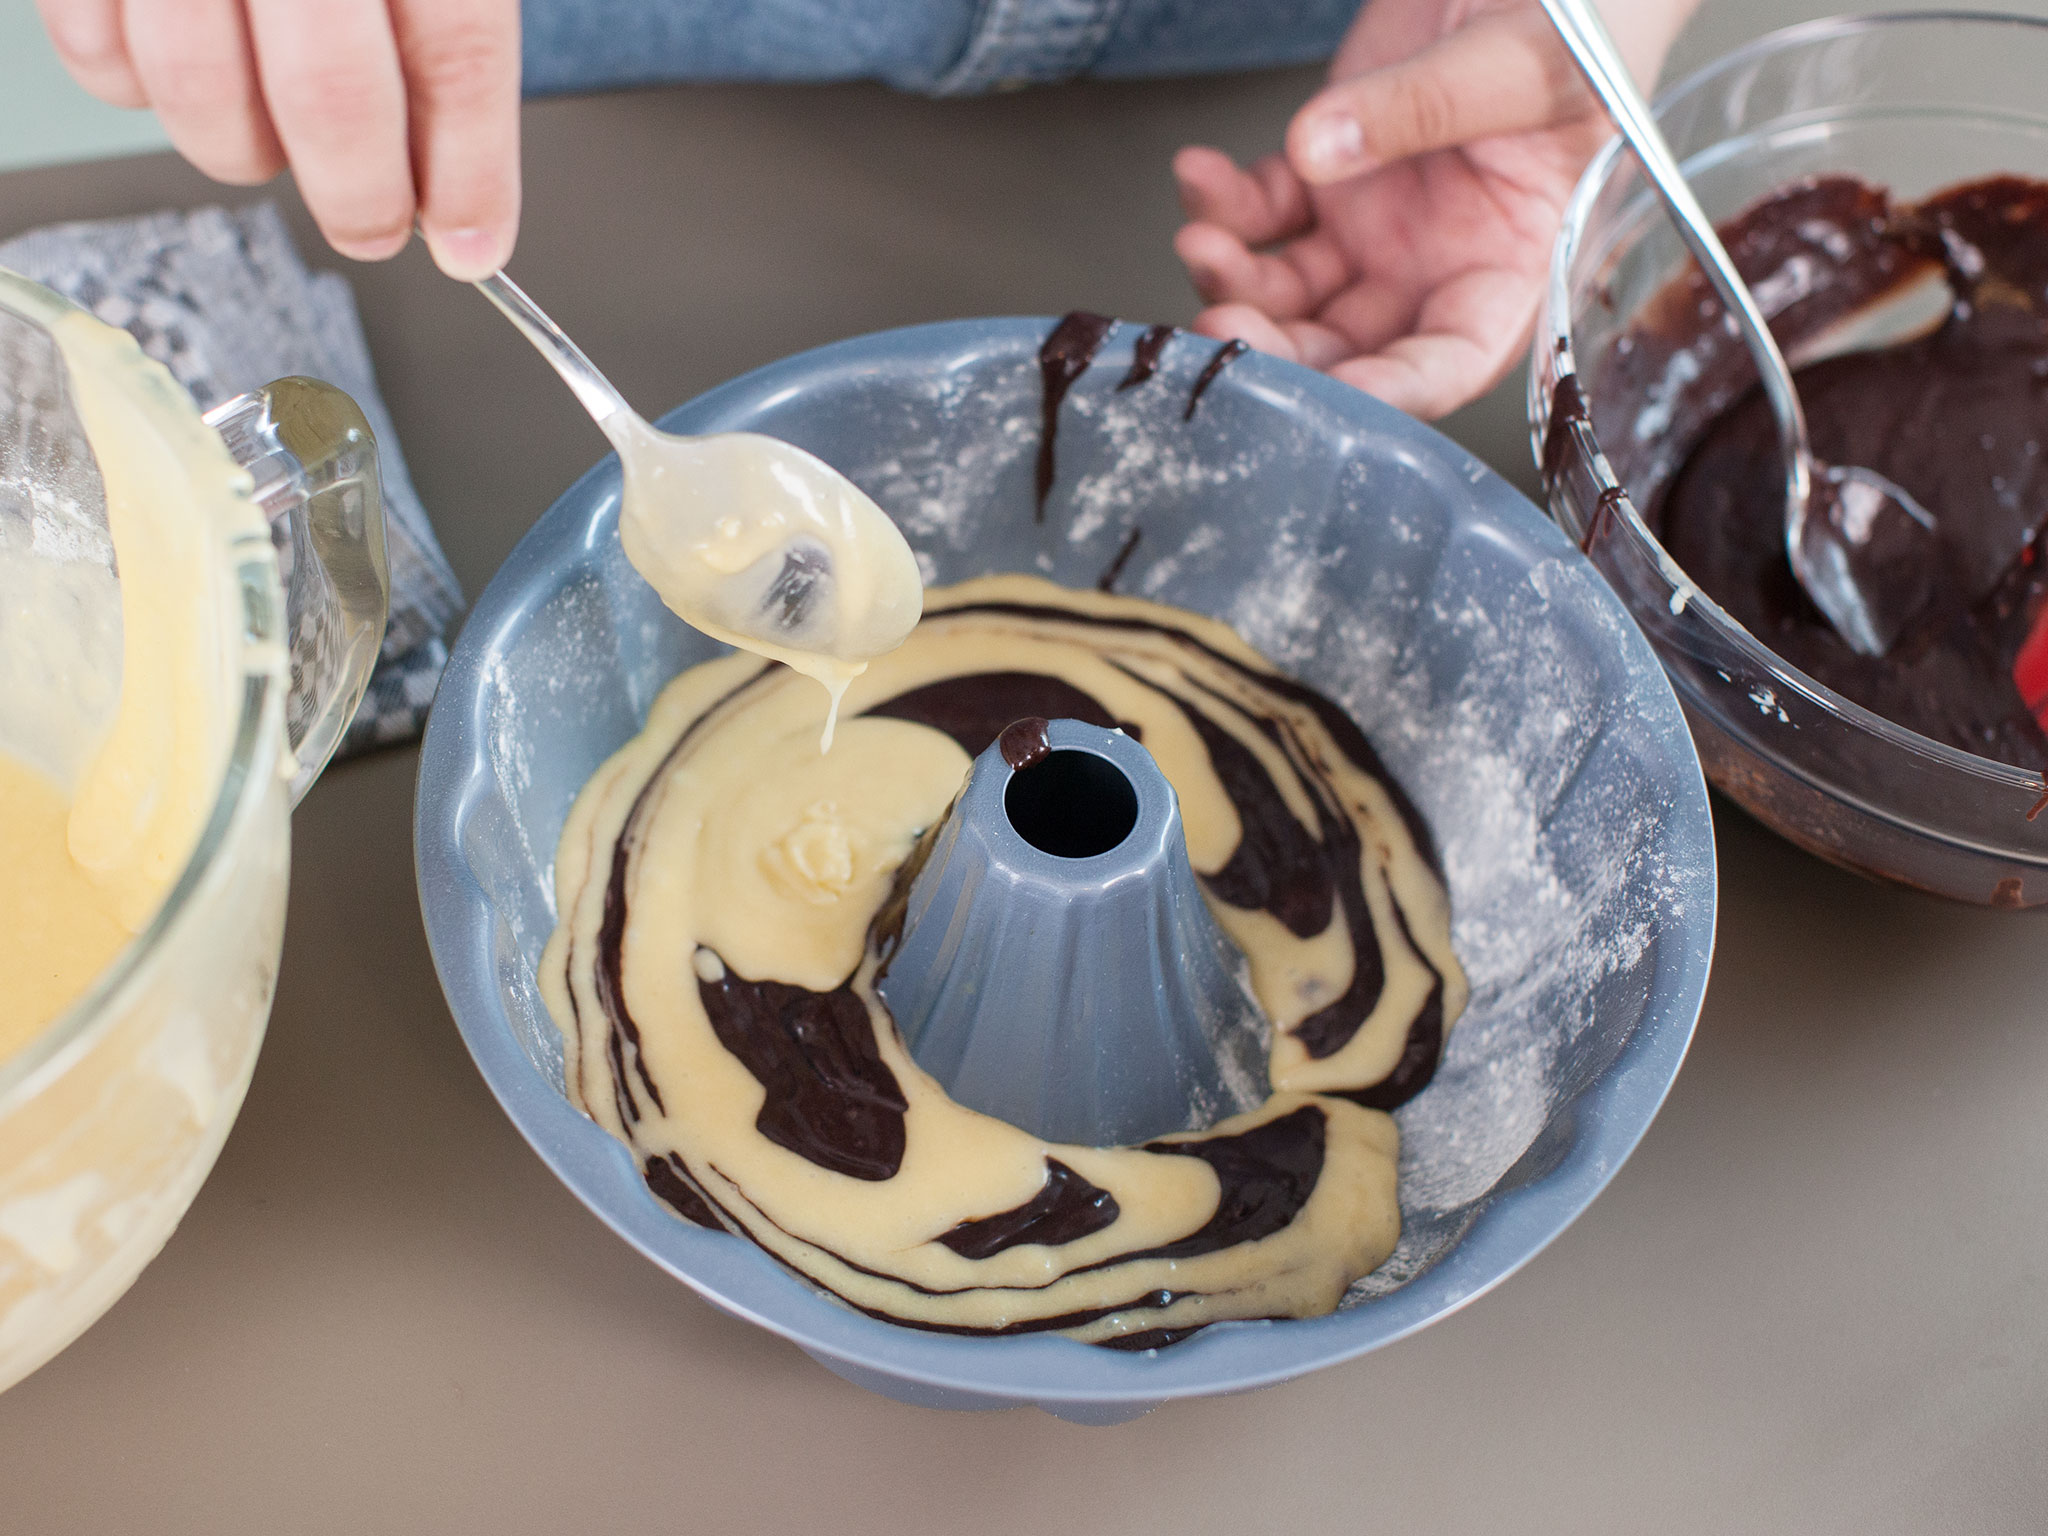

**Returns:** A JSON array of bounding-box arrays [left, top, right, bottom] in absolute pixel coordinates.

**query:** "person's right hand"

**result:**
[[34, 0, 523, 280]]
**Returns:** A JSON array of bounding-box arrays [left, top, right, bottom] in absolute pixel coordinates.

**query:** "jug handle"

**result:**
[[205, 379, 392, 805]]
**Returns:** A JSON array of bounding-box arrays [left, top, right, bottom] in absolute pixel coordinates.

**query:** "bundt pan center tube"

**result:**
[[885, 715, 1268, 1149]]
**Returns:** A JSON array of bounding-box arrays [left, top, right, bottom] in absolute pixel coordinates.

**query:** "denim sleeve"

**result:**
[[522, 0, 1359, 97]]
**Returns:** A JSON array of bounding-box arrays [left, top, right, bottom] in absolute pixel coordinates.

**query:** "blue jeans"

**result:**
[[523, 0, 1360, 96]]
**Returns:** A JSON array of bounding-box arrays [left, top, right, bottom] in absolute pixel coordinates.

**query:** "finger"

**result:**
[[36, 0, 145, 107], [1193, 309, 1386, 374], [390, 0, 522, 279], [1327, 267, 1541, 418], [1330, 344, 1484, 420], [1190, 304, 1305, 365], [1326, 0, 1467, 77], [1173, 146, 1314, 247], [1287, 7, 1589, 185], [1278, 320, 1354, 371], [246, 0, 415, 261], [1175, 222, 1348, 322], [120, 0, 282, 183], [1314, 280, 1423, 359]]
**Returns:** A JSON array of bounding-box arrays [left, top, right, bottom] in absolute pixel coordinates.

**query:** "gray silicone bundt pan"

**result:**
[[414, 318, 1716, 1424]]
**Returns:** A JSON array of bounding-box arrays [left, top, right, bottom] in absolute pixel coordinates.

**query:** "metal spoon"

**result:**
[[472, 270, 923, 697], [1539, 0, 1940, 656]]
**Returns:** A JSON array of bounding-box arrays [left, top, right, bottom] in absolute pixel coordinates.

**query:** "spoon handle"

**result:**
[[474, 269, 635, 430], [1538, 0, 1811, 514]]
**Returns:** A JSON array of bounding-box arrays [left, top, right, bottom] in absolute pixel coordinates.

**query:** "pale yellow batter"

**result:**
[[543, 575, 1466, 1343], [0, 298, 262, 1063], [612, 419, 924, 749], [0, 757, 130, 1060]]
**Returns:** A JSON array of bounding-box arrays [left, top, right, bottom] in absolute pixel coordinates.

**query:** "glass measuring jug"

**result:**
[[0, 269, 388, 1391]]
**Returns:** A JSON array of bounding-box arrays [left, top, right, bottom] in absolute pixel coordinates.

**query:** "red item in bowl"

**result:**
[[2013, 600, 2048, 732]]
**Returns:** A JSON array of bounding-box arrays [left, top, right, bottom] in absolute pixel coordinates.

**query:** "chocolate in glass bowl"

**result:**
[[1532, 11, 2048, 907], [1594, 173, 2048, 769]]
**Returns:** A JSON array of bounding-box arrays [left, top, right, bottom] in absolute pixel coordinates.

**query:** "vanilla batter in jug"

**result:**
[[543, 575, 1466, 1346], [0, 757, 130, 1060], [0, 300, 262, 1061]]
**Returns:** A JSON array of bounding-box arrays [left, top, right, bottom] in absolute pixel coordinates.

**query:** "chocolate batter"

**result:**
[[1184, 338, 1248, 421], [541, 576, 1465, 1345], [1035, 312, 1116, 520], [1035, 314, 1252, 520], [1586, 175, 2048, 766], [1118, 324, 1176, 391], [1096, 526, 1143, 593]]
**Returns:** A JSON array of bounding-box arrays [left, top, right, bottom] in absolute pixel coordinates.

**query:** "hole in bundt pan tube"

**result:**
[[1004, 750, 1139, 858]]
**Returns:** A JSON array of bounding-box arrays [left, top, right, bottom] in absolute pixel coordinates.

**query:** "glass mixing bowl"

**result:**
[[0, 271, 388, 1391], [1532, 11, 2048, 906]]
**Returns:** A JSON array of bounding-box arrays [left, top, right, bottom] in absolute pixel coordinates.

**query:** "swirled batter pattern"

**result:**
[[541, 575, 1466, 1345]]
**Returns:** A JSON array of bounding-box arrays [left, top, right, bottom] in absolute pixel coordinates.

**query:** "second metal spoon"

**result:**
[[1540, 0, 1939, 656]]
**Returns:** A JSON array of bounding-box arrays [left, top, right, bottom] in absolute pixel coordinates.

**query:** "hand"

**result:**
[[34, 0, 522, 280], [1173, 0, 1697, 419]]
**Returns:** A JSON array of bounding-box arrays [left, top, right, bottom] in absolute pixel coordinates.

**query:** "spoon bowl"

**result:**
[[473, 271, 922, 719], [1796, 462, 1943, 656]]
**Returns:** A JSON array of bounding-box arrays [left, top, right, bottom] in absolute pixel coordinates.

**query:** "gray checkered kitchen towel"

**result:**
[[0, 201, 461, 754]]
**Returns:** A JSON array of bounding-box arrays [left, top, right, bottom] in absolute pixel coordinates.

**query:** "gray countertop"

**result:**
[[2, 22, 2045, 1531]]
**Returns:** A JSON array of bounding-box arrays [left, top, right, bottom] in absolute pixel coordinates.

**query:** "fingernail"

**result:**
[[427, 226, 509, 281], [1300, 112, 1367, 180], [332, 229, 411, 264]]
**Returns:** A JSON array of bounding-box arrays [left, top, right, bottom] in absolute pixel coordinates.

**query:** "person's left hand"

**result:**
[[1173, 0, 1696, 419]]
